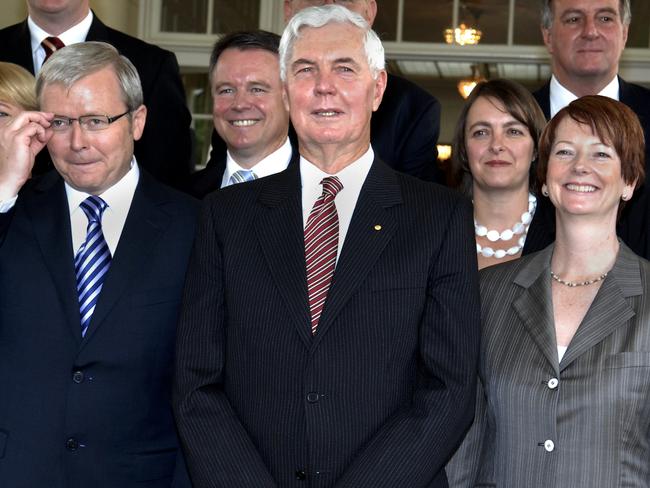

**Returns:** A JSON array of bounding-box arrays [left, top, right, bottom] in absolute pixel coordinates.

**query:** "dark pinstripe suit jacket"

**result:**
[[447, 243, 650, 487], [174, 159, 480, 487], [0, 171, 196, 487]]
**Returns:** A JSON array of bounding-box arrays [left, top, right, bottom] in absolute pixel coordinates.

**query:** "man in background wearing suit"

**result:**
[[174, 6, 479, 488], [533, 0, 650, 258], [0, 0, 192, 190], [189, 31, 295, 199], [0, 42, 195, 487]]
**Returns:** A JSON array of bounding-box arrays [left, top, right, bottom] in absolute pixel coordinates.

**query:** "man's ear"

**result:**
[[541, 25, 553, 53], [372, 70, 387, 112], [131, 104, 147, 141]]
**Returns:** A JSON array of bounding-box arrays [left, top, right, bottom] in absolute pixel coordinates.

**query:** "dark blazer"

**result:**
[[0, 170, 197, 488], [447, 243, 650, 486], [206, 73, 443, 182], [0, 14, 193, 190], [533, 78, 650, 258], [174, 159, 480, 487], [522, 195, 555, 256], [188, 143, 298, 199]]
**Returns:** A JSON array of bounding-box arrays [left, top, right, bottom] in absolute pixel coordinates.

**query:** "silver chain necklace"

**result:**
[[550, 270, 608, 287]]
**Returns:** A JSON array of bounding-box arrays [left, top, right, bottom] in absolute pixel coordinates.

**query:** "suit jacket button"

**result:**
[[295, 470, 306, 480], [306, 392, 319, 403], [72, 371, 84, 384], [66, 437, 79, 451]]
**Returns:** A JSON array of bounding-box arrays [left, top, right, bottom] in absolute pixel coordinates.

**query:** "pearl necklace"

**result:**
[[475, 193, 537, 259], [550, 270, 608, 287]]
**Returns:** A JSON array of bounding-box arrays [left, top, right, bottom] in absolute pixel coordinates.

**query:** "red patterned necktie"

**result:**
[[42, 36, 65, 62], [305, 176, 343, 335]]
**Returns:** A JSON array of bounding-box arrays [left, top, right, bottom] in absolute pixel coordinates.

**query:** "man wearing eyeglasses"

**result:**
[[0, 0, 192, 190], [0, 42, 195, 488]]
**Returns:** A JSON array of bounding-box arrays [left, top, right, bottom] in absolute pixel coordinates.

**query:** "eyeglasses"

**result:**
[[50, 110, 131, 132]]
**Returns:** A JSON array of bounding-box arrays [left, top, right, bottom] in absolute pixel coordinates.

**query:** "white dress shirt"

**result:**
[[300, 146, 374, 263], [549, 74, 619, 117], [66, 158, 139, 256], [29, 10, 93, 74], [222, 137, 292, 188]]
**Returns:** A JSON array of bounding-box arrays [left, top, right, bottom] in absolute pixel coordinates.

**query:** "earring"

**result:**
[[622, 193, 629, 201], [542, 184, 549, 197]]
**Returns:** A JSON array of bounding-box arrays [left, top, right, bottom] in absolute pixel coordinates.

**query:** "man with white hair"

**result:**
[[205, 0, 443, 182], [174, 6, 479, 488]]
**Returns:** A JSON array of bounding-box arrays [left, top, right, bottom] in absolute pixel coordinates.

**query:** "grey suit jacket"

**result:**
[[447, 243, 650, 487]]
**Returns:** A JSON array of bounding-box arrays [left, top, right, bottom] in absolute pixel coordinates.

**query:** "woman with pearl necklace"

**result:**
[[447, 79, 553, 269]]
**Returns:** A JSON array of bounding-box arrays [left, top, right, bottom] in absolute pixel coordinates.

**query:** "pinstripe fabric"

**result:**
[[447, 243, 650, 487], [174, 160, 480, 488], [0, 171, 196, 487]]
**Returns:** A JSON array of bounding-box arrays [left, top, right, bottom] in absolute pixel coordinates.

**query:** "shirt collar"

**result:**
[[65, 156, 139, 217], [29, 9, 93, 57], [299, 145, 374, 195], [549, 74, 619, 117], [224, 137, 292, 180]]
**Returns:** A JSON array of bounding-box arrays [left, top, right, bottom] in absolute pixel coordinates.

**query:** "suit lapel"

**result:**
[[312, 160, 401, 347], [560, 244, 640, 370], [619, 77, 633, 106], [533, 81, 551, 120], [512, 246, 559, 372], [24, 174, 81, 344], [9, 21, 35, 73], [256, 160, 313, 348], [81, 172, 170, 346], [84, 13, 109, 42]]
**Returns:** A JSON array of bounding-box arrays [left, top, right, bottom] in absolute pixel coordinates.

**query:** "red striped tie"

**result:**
[[42, 36, 65, 62], [305, 176, 343, 335]]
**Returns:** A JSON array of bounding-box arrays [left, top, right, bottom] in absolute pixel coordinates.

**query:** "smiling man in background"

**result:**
[[188, 30, 295, 198]]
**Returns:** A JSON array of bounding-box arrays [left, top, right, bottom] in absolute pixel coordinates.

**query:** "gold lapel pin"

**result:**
[[374, 224, 382, 231]]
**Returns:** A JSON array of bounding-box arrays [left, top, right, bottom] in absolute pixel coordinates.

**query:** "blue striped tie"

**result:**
[[75, 196, 112, 338], [228, 169, 257, 186]]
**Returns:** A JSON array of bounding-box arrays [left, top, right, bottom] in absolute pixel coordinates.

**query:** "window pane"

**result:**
[[374, 0, 398, 41], [513, 0, 544, 45], [161, 0, 208, 33], [628, 0, 650, 47], [183, 73, 212, 114], [212, 0, 260, 34], [181, 72, 213, 169], [403, 0, 453, 43], [460, 0, 508, 45], [192, 118, 215, 169]]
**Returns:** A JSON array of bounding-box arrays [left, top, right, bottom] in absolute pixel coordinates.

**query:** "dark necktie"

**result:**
[[304, 176, 343, 335], [75, 196, 112, 338], [41, 36, 65, 63]]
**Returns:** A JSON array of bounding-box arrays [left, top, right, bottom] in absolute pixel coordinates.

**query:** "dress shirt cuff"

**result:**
[[0, 195, 18, 213]]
